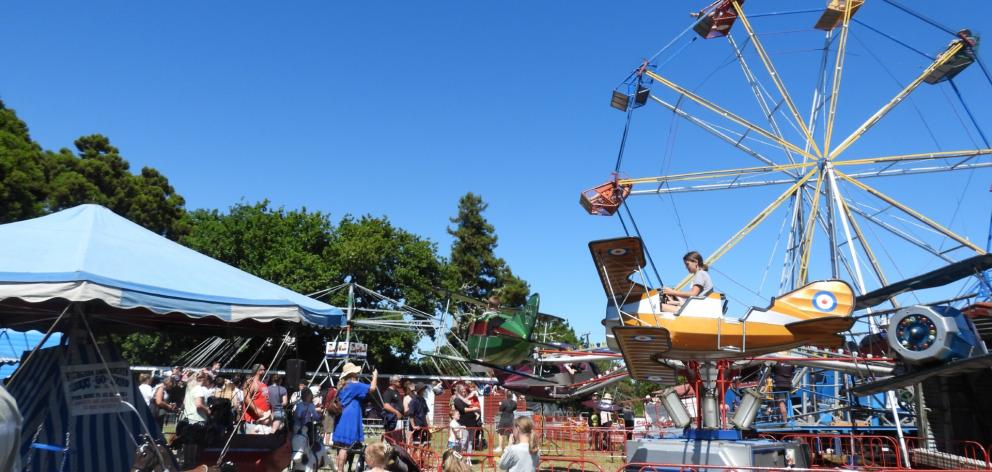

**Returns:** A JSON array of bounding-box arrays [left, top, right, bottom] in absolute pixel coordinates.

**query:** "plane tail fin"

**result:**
[[757, 280, 856, 334]]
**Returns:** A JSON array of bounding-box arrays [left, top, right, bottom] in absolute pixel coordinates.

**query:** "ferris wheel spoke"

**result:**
[[835, 170, 985, 254], [837, 195, 899, 308], [824, 1, 856, 157], [798, 171, 827, 284], [623, 161, 814, 187], [829, 41, 966, 159], [644, 70, 815, 160], [838, 149, 992, 167], [731, 1, 823, 158], [727, 34, 800, 168], [633, 178, 796, 195], [841, 161, 992, 181], [649, 95, 778, 167], [673, 170, 816, 290], [843, 200, 954, 263]]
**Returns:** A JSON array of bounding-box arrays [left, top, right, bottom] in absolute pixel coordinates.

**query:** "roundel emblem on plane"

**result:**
[[812, 291, 837, 312], [609, 248, 628, 256]]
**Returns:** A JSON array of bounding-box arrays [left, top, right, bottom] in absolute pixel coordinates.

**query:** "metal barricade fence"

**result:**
[[779, 432, 903, 469], [903, 436, 991, 470], [384, 423, 636, 471], [537, 457, 604, 472], [616, 462, 963, 472]]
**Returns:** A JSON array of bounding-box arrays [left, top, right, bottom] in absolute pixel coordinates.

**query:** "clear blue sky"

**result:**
[[2, 1, 991, 346]]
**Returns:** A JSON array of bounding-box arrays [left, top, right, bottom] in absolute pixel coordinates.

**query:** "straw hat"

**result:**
[[603, 393, 613, 400], [340, 362, 362, 378]]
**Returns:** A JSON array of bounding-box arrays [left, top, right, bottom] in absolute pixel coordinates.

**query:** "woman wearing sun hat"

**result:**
[[332, 362, 378, 472]]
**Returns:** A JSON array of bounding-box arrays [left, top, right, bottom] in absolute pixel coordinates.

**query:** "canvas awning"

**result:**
[[0, 204, 344, 333]]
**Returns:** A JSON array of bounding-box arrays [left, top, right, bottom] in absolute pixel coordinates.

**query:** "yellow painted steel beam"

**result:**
[[835, 193, 900, 309], [829, 42, 965, 159], [644, 70, 816, 160], [836, 170, 986, 254], [732, 1, 823, 158], [674, 169, 817, 289], [618, 161, 816, 186], [616, 149, 992, 188], [835, 149, 992, 167], [823, 0, 855, 157], [798, 169, 826, 284]]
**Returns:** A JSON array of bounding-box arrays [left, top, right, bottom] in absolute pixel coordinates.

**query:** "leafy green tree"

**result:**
[[179, 203, 445, 371], [0, 101, 187, 238], [446, 193, 530, 306], [46, 135, 188, 239], [177, 202, 337, 368], [326, 215, 445, 368], [182, 201, 337, 294], [0, 100, 48, 222]]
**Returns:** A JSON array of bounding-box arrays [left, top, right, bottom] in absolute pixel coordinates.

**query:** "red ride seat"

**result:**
[[580, 176, 632, 216], [693, 0, 744, 40]]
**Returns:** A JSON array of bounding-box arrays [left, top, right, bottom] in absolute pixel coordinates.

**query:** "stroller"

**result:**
[[289, 401, 331, 472]]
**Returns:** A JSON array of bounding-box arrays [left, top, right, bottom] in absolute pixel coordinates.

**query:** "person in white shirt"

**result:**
[[183, 372, 212, 425], [425, 380, 442, 426], [498, 416, 539, 472], [448, 409, 466, 451], [138, 373, 154, 406]]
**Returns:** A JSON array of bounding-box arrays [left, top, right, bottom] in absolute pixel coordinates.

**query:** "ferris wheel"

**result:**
[[581, 0, 992, 313]]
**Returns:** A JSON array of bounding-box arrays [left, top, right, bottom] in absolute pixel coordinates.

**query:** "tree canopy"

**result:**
[[178, 203, 446, 369], [0, 99, 581, 377], [0, 100, 187, 239], [445, 192, 530, 307]]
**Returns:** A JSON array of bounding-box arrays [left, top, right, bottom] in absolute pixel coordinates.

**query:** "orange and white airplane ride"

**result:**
[[590, 237, 856, 382]]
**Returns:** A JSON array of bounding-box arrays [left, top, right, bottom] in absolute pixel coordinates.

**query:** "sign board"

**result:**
[[325, 341, 368, 359], [61, 362, 134, 416]]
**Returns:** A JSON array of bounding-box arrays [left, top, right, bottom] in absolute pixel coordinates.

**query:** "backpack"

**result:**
[[325, 387, 342, 416]]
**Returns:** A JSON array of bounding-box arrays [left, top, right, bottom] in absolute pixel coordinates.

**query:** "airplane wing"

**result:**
[[851, 353, 992, 395], [611, 326, 679, 383], [537, 312, 566, 322], [419, 351, 555, 384], [855, 254, 992, 310], [548, 370, 630, 400], [589, 237, 649, 304]]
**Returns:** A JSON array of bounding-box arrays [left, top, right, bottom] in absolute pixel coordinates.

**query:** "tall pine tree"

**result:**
[[446, 193, 529, 306]]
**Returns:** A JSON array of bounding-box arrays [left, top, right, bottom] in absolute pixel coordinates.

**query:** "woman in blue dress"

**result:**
[[332, 362, 378, 472]]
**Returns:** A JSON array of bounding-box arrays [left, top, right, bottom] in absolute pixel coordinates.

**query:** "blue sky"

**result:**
[[2, 1, 992, 347]]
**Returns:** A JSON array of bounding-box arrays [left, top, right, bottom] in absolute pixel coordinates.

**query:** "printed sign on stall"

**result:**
[[325, 342, 368, 359], [61, 362, 134, 416]]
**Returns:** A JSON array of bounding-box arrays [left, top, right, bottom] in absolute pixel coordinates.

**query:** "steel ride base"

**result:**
[[624, 434, 810, 470]]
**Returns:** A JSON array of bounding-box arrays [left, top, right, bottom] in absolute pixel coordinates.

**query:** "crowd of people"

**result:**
[[135, 361, 542, 471]]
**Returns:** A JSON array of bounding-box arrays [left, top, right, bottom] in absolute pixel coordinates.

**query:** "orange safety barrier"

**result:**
[[617, 462, 958, 472], [383, 423, 646, 471], [537, 457, 604, 472], [779, 433, 903, 469], [903, 436, 990, 470]]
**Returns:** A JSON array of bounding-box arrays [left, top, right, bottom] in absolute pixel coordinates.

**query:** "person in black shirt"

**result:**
[[772, 364, 795, 423], [380, 375, 405, 433], [495, 392, 517, 452], [408, 383, 430, 446], [452, 383, 480, 453]]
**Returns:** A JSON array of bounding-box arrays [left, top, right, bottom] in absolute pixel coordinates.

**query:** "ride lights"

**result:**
[[659, 386, 692, 428], [730, 388, 764, 430]]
